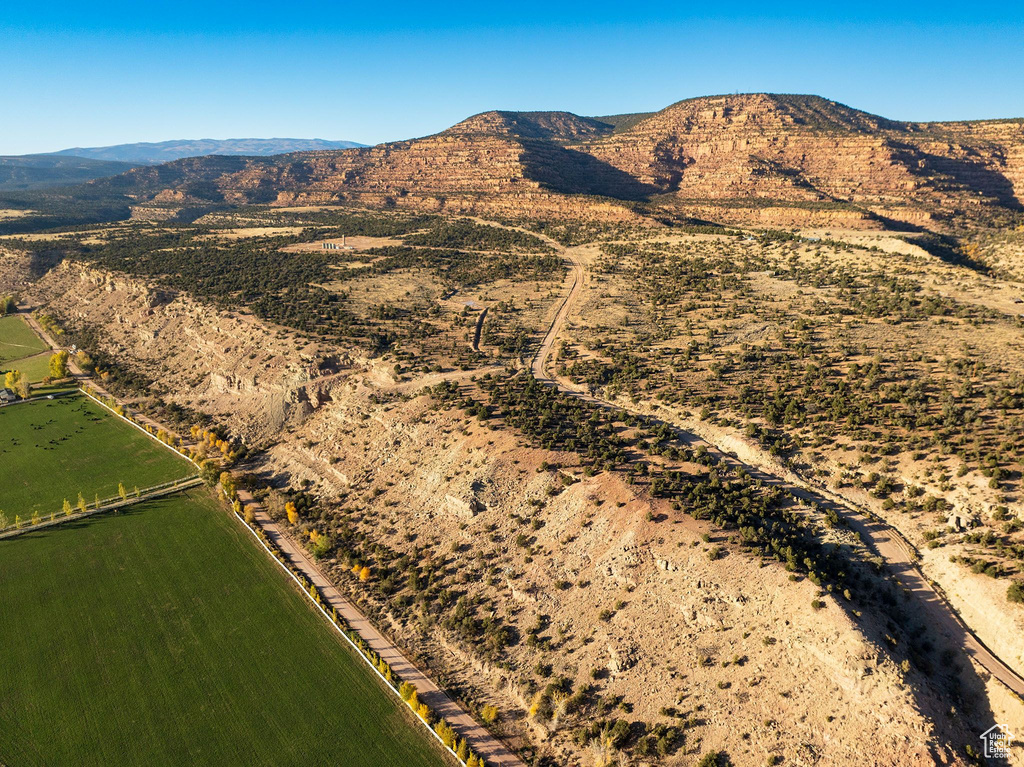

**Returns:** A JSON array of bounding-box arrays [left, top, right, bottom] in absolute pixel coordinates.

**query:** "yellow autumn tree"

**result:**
[[285, 501, 299, 524], [5, 370, 28, 398], [48, 350, 70, 379], [359, 566, 371, 582], [434, 719, 457, 749], [527, 691, 544, 719]]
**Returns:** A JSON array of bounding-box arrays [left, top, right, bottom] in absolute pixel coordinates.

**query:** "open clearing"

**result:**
[[0, 394, 195, 515], [1, 351, 53, 383], [0, 489, 449, 767], [0, 314, 49, 366]]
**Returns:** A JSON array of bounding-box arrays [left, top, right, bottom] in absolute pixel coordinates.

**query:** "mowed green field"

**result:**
[[0, 490, 449, 767], [0, 314, 49, 367], [0, 395, 195, 515], [1, 351, 52, 383]]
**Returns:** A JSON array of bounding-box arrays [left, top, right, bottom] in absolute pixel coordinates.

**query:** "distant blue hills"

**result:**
[[48, 137, 367, 164], [0, 138, 368, 190]]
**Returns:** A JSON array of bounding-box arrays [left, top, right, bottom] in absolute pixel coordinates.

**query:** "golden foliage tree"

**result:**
[[4, 370, 28, 398], [49, 350, 70, 379]]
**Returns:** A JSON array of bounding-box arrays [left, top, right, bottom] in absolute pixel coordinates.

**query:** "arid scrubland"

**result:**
[[4, 201, 1023, 766], [4, 93, 1024, 766]]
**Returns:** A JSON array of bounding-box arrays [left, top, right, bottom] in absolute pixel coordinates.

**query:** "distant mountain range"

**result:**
[[0, 155, 138, 191], [49, 138, 368, 165], [0, 139, 367, 191]]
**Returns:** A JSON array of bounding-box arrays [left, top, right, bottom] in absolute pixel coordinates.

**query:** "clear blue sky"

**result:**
[[2, 1, 1022, 154]]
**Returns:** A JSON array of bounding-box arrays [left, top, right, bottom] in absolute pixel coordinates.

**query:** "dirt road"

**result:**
[[240, 493, 526, 767], [471, 307, 488, 352], [532, 248, 1024, 699], [21, 308, 526, 765]]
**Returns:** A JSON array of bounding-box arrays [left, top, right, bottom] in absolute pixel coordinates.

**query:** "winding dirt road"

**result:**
[[532, 248, 1024, 700]]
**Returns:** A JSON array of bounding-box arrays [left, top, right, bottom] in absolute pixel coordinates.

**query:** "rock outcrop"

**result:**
[[87, 93, 1024, 230]]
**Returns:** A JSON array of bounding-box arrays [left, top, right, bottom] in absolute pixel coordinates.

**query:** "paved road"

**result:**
[[531, 248, 1024, 699], [239, 492, 526, 767]]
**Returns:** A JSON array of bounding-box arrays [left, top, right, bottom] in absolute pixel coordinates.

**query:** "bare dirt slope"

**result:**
[[5, 215, 1024, 765]]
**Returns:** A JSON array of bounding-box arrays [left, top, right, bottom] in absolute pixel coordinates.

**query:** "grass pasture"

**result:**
[[0, 490, 448, 767], [0, 394, 195, 515], [0, 314, 49, 367], [1, 351, 52, 383]]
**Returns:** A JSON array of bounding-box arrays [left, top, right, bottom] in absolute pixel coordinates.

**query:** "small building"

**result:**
[[0, 388, 16, 404]]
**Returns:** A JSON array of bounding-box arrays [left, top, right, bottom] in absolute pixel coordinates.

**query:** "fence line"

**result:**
[[0, 477, 204, 540], [78, 387, 201, 468], [11, 384, 490, 762], [0, 389, 79, 409], [231, 507, 474, 766]]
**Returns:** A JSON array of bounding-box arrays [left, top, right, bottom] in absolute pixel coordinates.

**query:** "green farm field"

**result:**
[[0, 314, 49, 366], [0, 489, 449, 767], [0, 394, 195, 515], [1, 351, 52, 383]]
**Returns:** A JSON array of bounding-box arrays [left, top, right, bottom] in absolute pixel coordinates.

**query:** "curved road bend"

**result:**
[[531, 248, 1024, 699], [22, 309, 526, 766]]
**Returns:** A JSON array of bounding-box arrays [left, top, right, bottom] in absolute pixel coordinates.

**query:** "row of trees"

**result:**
[[0, 482, 142, 532], [217, 474, 493, 767]]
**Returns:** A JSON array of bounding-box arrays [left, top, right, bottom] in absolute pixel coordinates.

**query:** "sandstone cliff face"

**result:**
[[574, 94, 1024, 225], [91, 93, 1024, 229]]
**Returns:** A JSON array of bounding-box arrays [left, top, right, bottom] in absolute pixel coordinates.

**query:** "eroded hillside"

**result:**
[[44, 93, 1020, 238], [4, 203, 1024, 765]]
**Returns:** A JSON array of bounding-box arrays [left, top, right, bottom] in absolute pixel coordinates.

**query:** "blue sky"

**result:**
[[1, 1, 1022, 154]]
